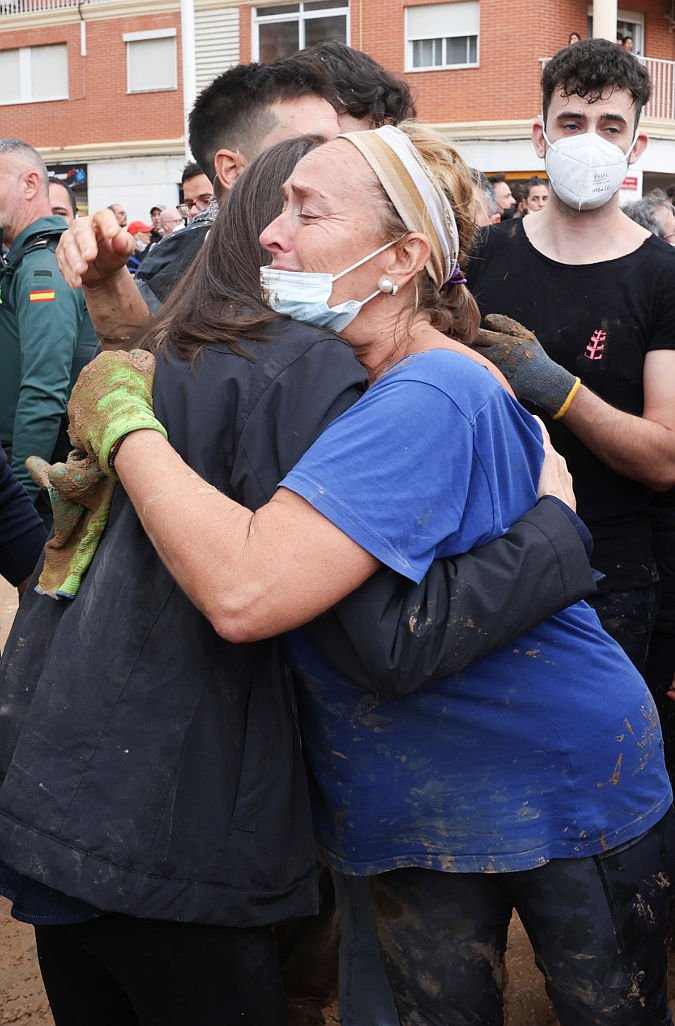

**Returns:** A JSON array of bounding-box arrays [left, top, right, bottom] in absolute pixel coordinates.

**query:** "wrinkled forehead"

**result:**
[[289, 138, 376, 193]]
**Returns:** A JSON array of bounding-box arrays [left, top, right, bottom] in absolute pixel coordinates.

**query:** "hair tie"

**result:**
[[448, 264, 467, 286]]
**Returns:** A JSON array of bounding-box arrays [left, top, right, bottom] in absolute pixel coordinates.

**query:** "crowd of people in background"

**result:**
[[40, 162, 216, 280]]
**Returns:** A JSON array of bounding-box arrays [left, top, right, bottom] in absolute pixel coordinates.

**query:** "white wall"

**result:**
[[87, 154, 185, 223]]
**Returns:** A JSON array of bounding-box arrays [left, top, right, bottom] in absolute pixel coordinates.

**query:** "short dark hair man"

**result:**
[[468, 38, 675, 674], [188, 58, 339, 192], [179, 163, 214, 223], [48, 177, 78, 225]]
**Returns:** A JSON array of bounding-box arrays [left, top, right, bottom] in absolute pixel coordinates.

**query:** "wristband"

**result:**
[[108, 433, 129, 469], [552, 377, 581, 420]]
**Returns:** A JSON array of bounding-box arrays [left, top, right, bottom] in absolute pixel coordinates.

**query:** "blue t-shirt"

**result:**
[[282, 349, 672, 874]]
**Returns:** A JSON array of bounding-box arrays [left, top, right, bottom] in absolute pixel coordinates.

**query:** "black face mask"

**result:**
[[500, 203, 517, 221]]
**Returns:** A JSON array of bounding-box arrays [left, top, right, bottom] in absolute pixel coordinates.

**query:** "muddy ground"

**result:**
[[0, 577, 672, 1025]]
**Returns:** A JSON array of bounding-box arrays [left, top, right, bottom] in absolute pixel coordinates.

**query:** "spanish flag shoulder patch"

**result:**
[[29, 290, 56, 302]]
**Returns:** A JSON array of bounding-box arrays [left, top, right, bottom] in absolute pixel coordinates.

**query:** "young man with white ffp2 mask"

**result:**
[[467, 38, 675, 683]]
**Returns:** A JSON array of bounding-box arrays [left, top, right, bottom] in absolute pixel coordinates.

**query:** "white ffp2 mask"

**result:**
[[543, 128, 638, 211]]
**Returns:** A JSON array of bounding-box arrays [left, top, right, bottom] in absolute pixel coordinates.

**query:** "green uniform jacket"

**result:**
[[0, 216, 98, 502]]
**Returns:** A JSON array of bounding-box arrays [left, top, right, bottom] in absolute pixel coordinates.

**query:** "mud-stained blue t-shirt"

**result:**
[[281, 349, 672, 874]]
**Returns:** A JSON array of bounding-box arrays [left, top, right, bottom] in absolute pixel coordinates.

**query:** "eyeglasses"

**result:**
[[178, 196, 214, 218]]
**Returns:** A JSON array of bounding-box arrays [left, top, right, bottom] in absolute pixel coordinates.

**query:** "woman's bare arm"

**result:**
[[114, 430, 380, 642]]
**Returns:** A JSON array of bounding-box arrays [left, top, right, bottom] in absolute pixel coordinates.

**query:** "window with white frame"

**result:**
[[125, 29, 177, 94], [406, 2, 479, 71], [253, 1, 348, 63], [0, 43, 68, 105]]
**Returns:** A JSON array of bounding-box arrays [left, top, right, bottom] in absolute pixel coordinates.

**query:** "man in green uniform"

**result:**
[[0, 139, 97, 523]]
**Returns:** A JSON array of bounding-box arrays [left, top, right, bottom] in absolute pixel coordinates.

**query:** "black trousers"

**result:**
[[587, 583, 659, 675], [35, 912, 288, 1026], [647, 629, 675, 784], [371, 809, 675, 1026]]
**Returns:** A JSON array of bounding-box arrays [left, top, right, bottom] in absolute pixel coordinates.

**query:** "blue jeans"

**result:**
[[332, 871, 400, 1026]]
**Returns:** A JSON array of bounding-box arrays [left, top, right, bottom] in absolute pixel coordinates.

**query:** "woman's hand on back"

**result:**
[[535, 416, 576, 511]]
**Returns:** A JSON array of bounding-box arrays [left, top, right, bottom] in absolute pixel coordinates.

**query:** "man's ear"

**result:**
[[629, 132, 648, 165], [532, 120, 546, 160], [23, 170, 42, 201], [213, 148, 247, 192]]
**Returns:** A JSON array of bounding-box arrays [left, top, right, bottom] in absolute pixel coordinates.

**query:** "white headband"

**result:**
[[342, 124, 460, 286]]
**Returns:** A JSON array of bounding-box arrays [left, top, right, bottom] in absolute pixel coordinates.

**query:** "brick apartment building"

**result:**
[[0, 0, 674, 221]]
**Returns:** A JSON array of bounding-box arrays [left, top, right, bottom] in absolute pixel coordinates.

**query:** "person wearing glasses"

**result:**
[[178, 162, 214, 223]]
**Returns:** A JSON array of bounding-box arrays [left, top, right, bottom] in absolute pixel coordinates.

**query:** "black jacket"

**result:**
[[135, 223, 210, 311], [0, 320, 596, 926]]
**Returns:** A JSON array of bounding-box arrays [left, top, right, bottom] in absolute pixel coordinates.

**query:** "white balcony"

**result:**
[[643, 57, 675, 120]]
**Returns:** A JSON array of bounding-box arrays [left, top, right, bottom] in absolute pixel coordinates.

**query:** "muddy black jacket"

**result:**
[[0, 320, 596, 926]]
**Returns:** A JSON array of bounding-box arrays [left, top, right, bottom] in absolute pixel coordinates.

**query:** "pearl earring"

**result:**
[[378, 278, 399, 296]]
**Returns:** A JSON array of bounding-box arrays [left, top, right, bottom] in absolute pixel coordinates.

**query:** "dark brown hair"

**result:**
[[188, 59, 335, 179], [296, 41, 416, 126], [542, 38, 650, 131], [133, 135, 323, 363]]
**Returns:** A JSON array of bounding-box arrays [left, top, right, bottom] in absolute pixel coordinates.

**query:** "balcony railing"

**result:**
[[0, 0, 111, 12], [642, 57, 675, 120], [540, 55, 675, 122]]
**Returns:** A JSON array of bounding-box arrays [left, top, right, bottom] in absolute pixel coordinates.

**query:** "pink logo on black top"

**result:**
[[585, 330, 606, 360]]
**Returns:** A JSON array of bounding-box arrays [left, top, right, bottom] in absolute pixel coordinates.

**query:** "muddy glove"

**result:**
[[27, 452, 117, 599], [472, 314, 581, 420], [67, 348, 167, 472]]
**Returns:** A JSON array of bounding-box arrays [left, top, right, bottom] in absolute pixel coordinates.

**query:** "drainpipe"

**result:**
[[181, 0, 197, 161], [592, 0, 618, 42]]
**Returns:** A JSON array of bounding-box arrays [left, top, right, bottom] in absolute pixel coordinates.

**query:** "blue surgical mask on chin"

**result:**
[[260, 237, 400, 333]]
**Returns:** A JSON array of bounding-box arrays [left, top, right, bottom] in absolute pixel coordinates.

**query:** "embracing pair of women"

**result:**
[[0, 121, 671, 1026]]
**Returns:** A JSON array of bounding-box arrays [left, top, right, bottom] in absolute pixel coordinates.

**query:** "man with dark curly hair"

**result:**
[[468, 37, 675, 678], [294, 41, 416, 131]]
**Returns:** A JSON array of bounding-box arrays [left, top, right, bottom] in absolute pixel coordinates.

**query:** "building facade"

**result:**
[[1, 0, 673, 220]]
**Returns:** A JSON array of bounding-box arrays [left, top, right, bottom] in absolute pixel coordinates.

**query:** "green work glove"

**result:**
[[67, 349, 167, 472], [472, 314, 581, 419], [27, 452, 117, 599]]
